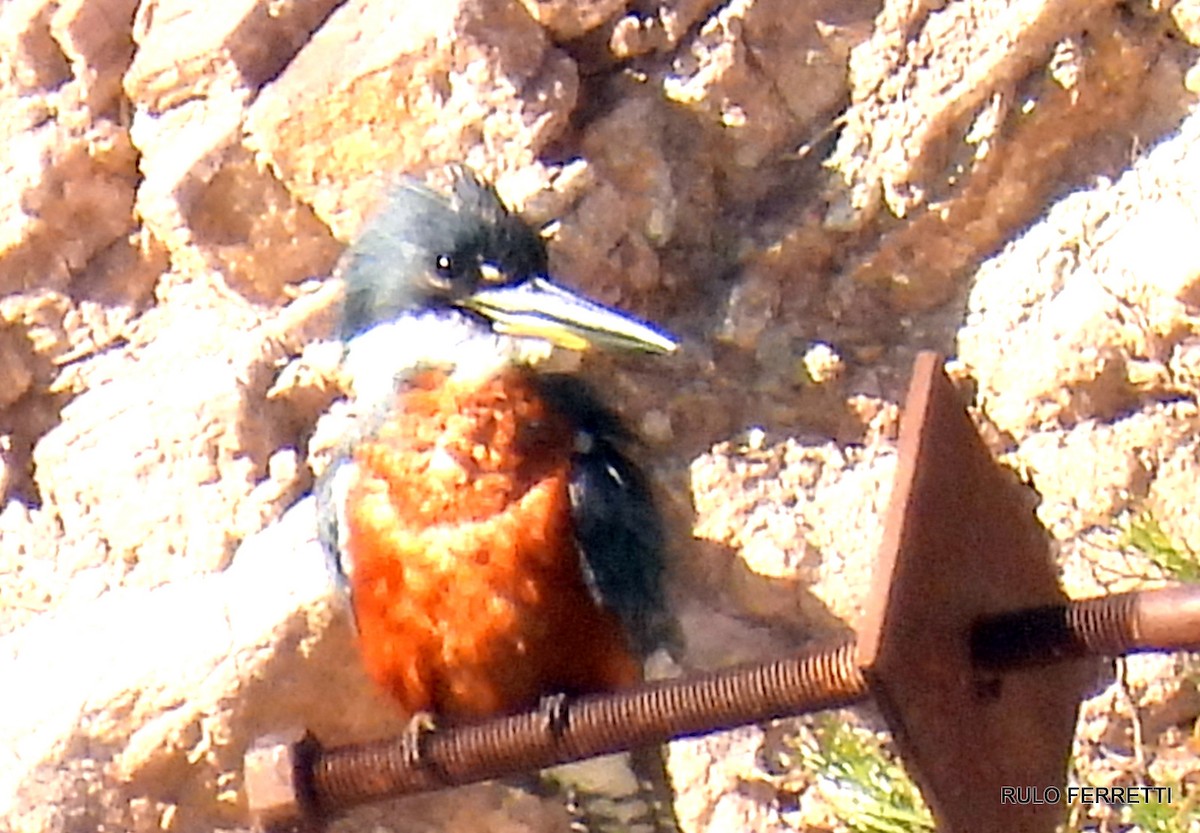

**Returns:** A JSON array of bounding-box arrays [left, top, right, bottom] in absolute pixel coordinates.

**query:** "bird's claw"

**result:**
[[402, 711, 437, 769], [538, 692, 571, 739]]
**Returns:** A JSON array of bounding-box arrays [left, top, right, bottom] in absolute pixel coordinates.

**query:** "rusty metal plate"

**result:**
[[858, 352, 1094, 833]]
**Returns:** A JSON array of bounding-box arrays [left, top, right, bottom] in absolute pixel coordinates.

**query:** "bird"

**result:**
[[316, 166, 681, 830]]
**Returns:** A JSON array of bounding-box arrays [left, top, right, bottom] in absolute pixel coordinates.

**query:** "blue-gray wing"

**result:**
[[534, 374, 676, 658], [315, 454, 355, 600]]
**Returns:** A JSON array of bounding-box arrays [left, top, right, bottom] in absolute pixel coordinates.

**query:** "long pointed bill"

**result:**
[[459, 276, 678, 354]]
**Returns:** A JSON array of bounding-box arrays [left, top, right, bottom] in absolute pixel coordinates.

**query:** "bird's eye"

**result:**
[[429, 254, 456, 291]]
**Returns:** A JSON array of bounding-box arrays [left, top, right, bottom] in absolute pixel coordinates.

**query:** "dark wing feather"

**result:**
[[534, 374, 676, 658]]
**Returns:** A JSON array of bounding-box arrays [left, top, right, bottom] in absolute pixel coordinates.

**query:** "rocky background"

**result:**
[[2, 0, 1200, 831]]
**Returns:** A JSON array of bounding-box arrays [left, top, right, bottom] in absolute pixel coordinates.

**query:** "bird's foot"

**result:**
[[538, 692, 571, 740], [401, 710, 437, 769]]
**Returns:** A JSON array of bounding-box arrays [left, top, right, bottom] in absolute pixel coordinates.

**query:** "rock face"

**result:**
[[2, 0, 1200, 831]]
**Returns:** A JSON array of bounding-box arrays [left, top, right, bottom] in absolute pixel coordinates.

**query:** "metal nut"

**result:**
[[244, 728, 313, 832]]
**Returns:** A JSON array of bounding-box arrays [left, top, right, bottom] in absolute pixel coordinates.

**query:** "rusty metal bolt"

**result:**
[[240, 353, 1200, 833]]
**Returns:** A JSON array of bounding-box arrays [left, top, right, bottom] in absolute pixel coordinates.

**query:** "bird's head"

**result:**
[[338, 168, 677, 361]]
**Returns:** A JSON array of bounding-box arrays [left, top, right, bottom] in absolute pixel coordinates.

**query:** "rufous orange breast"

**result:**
[[343, 367, 642, 718]]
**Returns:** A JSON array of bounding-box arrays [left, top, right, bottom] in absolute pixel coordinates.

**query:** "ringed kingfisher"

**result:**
[[316, 167, 681, 829]]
